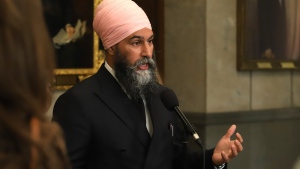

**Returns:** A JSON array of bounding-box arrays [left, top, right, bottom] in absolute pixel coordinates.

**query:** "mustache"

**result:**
[[130, 57, 156, 69]]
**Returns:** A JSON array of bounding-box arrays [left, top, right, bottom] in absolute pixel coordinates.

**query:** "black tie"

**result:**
[[132, 97, 146, 122]]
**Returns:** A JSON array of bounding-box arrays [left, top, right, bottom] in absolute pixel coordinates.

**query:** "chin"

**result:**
[[136, 69, 150, 76]]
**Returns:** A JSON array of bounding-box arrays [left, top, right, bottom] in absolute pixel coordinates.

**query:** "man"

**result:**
[[52, 0, 243, 169]]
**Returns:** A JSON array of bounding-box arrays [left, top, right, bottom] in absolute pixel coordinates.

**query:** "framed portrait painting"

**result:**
[[237, 0, 300, 70], [43, 0, 104, 90]]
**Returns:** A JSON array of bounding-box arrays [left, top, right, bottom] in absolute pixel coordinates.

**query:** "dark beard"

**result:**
[[114, 48, 159, 102]]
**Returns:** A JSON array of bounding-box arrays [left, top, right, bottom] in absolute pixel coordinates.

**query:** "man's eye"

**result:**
[[133, 41, 140, 45]]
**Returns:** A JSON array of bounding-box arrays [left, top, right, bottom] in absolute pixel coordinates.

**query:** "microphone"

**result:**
[[160, 88, 204, 148], [161, 88, 205, 169]]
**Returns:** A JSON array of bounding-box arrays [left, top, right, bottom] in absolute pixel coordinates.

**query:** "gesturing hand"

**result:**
[[212, 124, 243, 166]]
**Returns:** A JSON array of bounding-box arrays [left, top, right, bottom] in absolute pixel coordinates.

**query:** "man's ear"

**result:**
[[107, 47, 115, 55]]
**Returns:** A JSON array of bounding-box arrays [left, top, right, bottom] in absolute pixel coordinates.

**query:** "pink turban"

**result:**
[[93, 0, 152, 50]]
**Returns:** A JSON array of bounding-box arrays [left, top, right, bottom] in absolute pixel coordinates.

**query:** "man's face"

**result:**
[[113, 28, 158, 100], [115, 28, 154, 71]]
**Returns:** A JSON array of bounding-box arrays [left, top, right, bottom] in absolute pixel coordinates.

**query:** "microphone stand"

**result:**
[[174, 106, 205, 169]]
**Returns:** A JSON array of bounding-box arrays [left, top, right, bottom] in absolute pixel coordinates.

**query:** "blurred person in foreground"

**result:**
[[52, 0, 244, 169], [0, 0, 71, 168]]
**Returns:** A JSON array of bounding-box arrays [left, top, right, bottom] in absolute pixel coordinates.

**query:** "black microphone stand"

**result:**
[[174, 106, 205, 169]]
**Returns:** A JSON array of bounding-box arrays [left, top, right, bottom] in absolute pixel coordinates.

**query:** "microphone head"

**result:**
[[160, 88, 179, 110]]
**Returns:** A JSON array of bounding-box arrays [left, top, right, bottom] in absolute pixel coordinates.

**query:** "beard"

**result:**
[[114, 48, 159, 102]]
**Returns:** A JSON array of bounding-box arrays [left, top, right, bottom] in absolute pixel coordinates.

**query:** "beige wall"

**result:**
[[47, 91, 64, 119], [164, 0, 207, 112]]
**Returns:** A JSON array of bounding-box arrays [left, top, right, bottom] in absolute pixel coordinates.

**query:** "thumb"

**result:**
[[223, 124, 236, 139]]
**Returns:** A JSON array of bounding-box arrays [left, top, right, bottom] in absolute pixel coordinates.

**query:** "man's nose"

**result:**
[[141, 43, 152, 58]]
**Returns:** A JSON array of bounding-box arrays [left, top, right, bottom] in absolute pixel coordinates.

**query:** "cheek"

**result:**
[[119, 45, 143, 66], [126, 51, 141, 65]]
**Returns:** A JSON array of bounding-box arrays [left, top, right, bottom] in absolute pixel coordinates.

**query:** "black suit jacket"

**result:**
[[53, 63, 220, 169]]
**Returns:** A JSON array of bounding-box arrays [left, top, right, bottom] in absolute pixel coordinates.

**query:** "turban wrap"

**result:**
[[93, 0, 152, 50]]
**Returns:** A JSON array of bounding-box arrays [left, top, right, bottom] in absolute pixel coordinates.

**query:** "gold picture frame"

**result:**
[[50, 0, 104, 90], [237, 0, 300, 71]]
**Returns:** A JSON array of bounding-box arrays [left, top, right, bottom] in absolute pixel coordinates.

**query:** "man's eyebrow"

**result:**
[[129, 34, 155, 40]]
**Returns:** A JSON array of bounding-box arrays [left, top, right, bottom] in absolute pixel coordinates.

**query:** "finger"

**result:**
[[234, 140, 243, 152], [224, 124, 236, 139], [236, 132, 243, 143], [231, 145, 238, 157], [221, 151, 229, 162]]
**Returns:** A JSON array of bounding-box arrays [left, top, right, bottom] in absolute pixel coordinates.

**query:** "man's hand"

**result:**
[[212, 124, 243, 166]]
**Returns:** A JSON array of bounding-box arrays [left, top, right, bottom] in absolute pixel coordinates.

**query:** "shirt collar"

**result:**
[[104, 61, 117, 80]]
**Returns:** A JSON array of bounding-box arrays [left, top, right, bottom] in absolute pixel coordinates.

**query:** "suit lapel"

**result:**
[[146, 89, 167, 140], [93, 65, 151, 148]]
